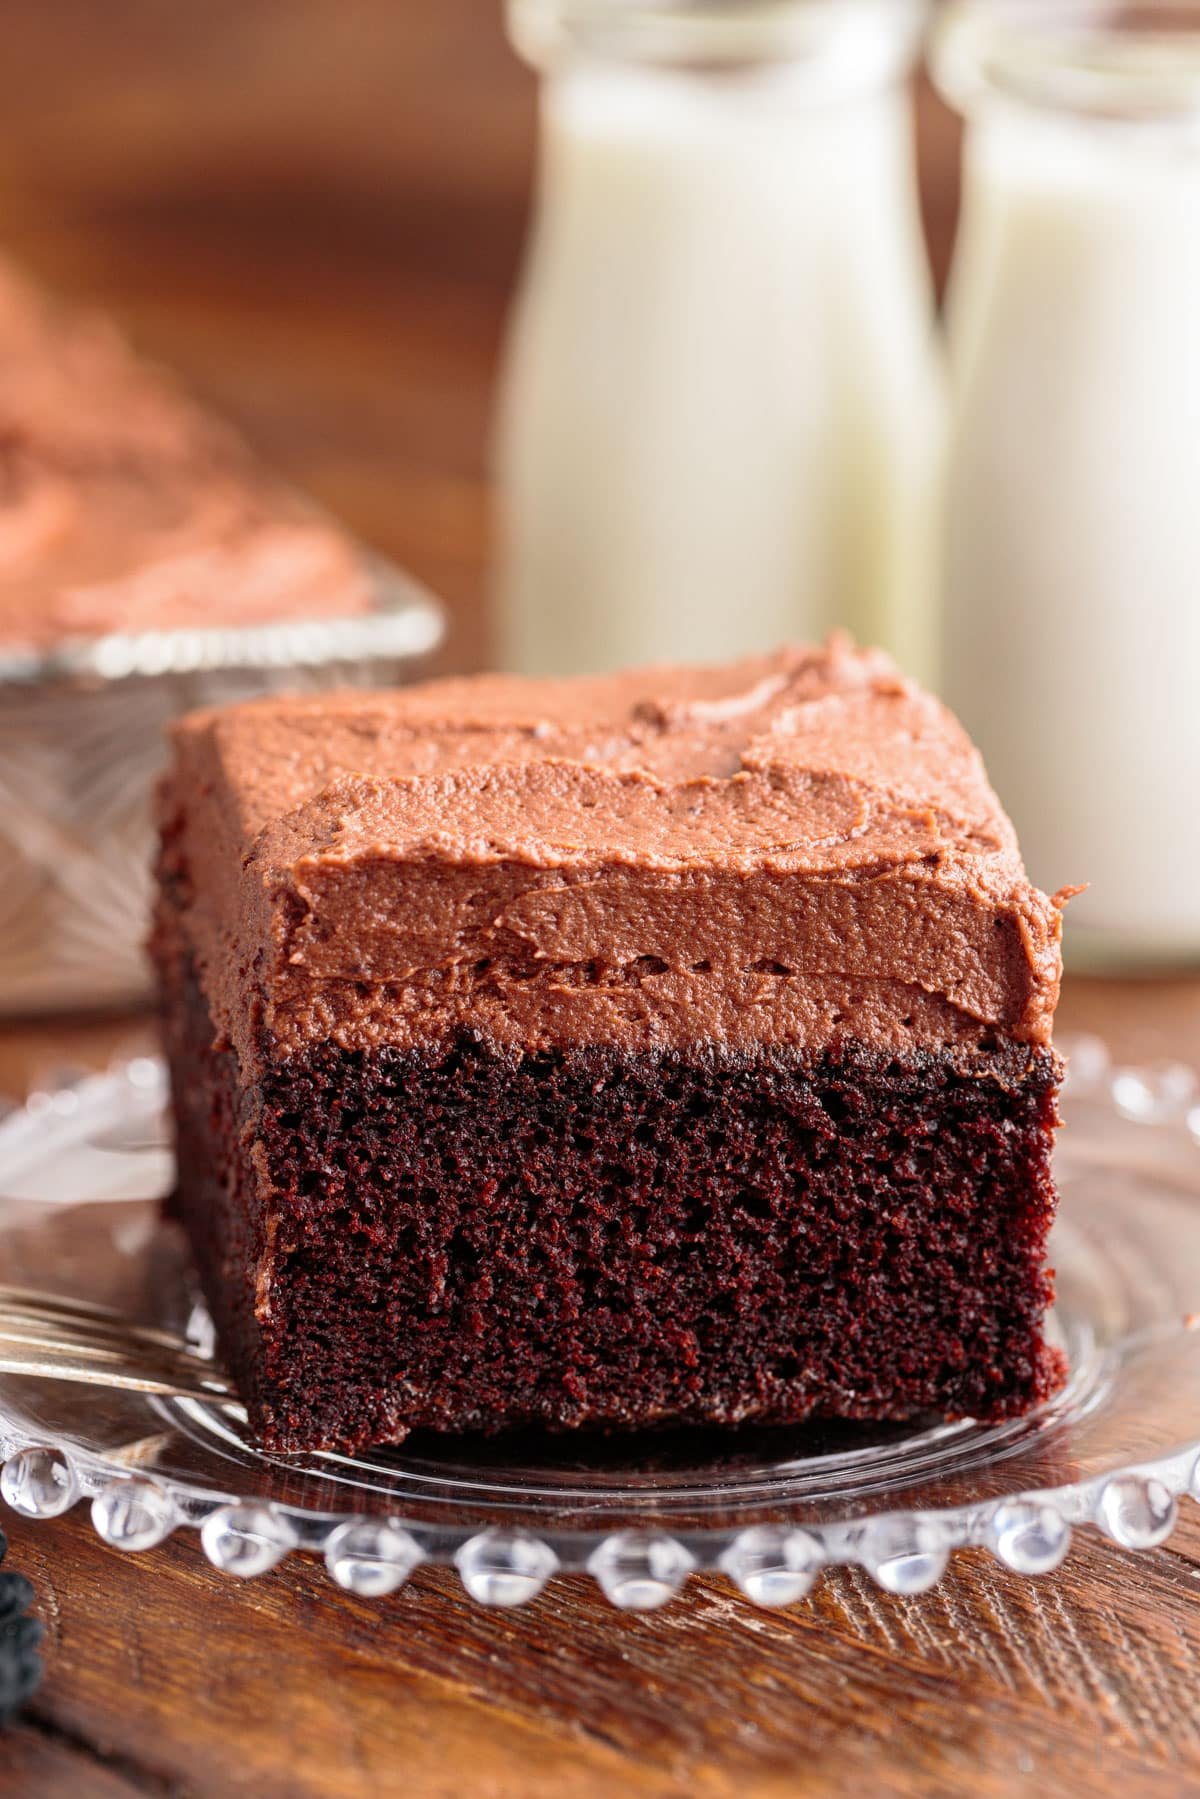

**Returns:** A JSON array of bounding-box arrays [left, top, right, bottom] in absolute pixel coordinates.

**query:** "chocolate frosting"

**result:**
[[0, 264, 372, 648], [159, 641, 1065, 1073]]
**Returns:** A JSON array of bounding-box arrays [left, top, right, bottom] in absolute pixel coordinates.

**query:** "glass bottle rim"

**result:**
[[507, 0, 928, 87], [933, 2, 1200, 128]]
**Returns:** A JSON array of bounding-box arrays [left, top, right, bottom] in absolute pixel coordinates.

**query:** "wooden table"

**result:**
[[2, 8, 1200, 1794]]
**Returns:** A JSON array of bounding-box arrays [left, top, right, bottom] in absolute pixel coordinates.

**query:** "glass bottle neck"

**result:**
[[934, 2, 1200, 137], [508, 0, 927, 98]]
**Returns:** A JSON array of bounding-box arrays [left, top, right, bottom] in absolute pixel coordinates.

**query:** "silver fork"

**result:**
[[0, 1284, 234, 1401]]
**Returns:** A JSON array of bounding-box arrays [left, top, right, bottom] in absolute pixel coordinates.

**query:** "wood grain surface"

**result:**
[[0, 5, 1198, 1795]]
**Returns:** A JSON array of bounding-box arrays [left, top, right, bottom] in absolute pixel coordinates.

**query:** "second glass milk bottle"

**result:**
[[935, 2, 1200, 967], [494, 0, 941, 678]]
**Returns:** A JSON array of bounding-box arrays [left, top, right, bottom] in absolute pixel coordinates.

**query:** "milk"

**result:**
[[941, 113, 1200, 965], [495, 29, 941, 680]]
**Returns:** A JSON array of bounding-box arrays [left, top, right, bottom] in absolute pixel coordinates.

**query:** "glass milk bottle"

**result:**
[[495, 0, 941, 678], [935, 4, 1200, 968]]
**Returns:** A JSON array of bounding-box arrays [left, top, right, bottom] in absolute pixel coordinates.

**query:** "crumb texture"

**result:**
[[167, 972, 1065, 1455]]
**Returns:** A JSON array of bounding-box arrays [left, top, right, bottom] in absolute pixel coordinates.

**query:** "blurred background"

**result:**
[[0, 0, 960, 675]]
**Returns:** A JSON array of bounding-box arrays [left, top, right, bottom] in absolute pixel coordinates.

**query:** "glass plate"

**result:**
[[0, 1036, 1198, 1611]]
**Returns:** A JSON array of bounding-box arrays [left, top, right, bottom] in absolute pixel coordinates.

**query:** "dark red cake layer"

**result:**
[[165, 966, 1065, 1455]]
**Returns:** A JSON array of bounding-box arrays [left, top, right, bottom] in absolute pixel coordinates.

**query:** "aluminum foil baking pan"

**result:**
[[0, 557, 444, 1015]]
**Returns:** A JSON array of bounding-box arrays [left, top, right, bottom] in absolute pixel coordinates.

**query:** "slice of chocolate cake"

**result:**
[[154, 640, 1069, 1454]]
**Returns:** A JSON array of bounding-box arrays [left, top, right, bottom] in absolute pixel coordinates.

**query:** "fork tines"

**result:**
[[0, 1286, 233, 1401]]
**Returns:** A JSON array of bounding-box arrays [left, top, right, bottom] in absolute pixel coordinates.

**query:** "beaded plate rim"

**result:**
[[0, 1036, 1198, 1612]]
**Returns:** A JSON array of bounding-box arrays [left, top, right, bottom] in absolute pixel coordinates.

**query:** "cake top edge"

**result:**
[[177, 637, 896, 732], [172, 637, 1034, 874]]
